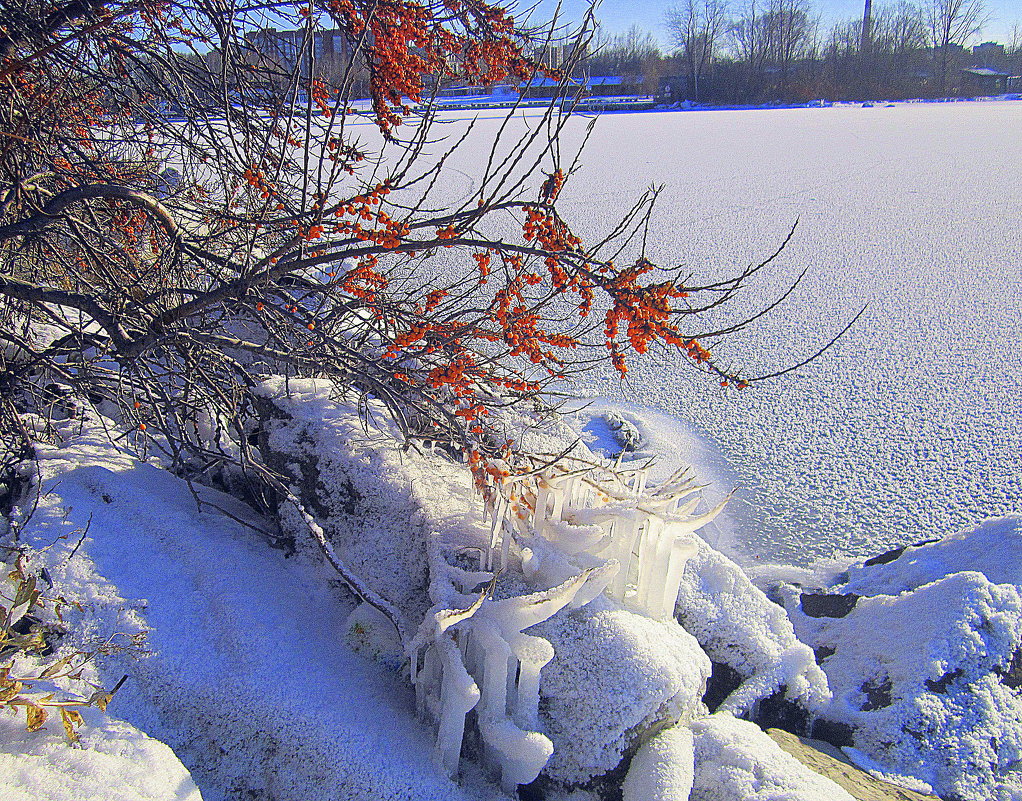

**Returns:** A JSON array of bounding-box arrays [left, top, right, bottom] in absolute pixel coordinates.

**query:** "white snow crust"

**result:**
[[841, 514, 1022, 595], [421, 101, 1022, 566], [0, 714, 201, 801], [676, 538, 830, 715], [534, 602, 710, 784]]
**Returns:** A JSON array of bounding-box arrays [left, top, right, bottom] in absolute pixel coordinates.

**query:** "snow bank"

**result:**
[[689, 713, 856, 801], [789, 569, 1022, 801], [12, 415, 485, 801], [0, 714, 201, 801], [676, 537, 830, 716]]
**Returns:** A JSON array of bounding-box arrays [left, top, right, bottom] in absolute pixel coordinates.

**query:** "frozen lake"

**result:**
[[415, 101, 1022, 568]]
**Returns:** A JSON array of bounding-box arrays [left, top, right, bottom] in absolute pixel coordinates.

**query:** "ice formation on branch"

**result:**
[[406, 459, 725, 789], [485, 463, 726, 619], [410, 537, 616, 791]]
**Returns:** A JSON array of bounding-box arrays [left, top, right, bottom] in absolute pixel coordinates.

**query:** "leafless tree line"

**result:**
[[577, 0, 1008, 102]]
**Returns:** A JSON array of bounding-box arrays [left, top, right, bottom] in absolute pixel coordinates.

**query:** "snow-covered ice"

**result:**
[[419, 100, 1022, 567]]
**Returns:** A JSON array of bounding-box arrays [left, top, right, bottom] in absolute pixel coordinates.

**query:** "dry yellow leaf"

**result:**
[[25, 704, 46, 731], [89, 691, 113, 712], [60, 708, 83, 744], [0, 681, 23, 703]]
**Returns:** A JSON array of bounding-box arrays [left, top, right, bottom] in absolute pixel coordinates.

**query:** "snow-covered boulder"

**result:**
[[675, 537, 831, 720], [254, 378, 491, 634], [689, 713, 857, 801], [765, 728, 941, 800], [622, 724, 694, 801], [841, 515, 1022, 596], [533, 601, 711, 786], [788, 569, 1022, 801]]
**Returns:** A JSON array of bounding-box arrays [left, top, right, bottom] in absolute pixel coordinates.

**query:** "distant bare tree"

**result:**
[[585, 24, 662, 75], [827, 2, 928, 97], [728, 0, 817, 97], [665, 0, 730, 101], [877, 2, 929, 55], [1009, 22, 1022, 54], [926, 0, 987, 92]]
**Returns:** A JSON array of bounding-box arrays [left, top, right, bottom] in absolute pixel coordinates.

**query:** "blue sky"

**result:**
[[530, 0, 1019, 48]]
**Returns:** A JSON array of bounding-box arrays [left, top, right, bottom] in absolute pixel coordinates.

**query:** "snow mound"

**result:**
[[790, 570, 1022, 801], [841, 514, 1022, 596], [257, 379, 726, 789], [689, 713, 856, 801], [533, 602, 711, 785], [676, 537, 830, 715], [622, 724, 694, 801], [0, 714, 201, 801], [14, 419, 484, 801]]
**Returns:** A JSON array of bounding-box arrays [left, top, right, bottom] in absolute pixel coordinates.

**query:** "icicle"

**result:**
[[508, 631, 555, 730], [610, 509, 644, 601], [436, 633, 480, 777], [656, 532, 699, 620], [534, 474, 554, 538], [544, 518, 607, 555], [417, 453, 730, 786], [636, 514, 663, 609], [487, 491, 507, 571]]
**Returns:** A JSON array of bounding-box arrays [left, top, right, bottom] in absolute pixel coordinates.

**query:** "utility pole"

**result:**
[[861, 0, 873, 53], [860, 0, 873, 97]]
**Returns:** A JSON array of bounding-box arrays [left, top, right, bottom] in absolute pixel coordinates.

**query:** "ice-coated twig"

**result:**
[[481, 461, 728, 618], [418, 454, 729, 786], [285, 492, 410, 647]]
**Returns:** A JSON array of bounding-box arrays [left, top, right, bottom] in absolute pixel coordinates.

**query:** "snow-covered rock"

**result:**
[[675, 536, 831, 718], [841, 515, 1022, 596], [788, 568, 1022, 801], [622, 724, 694, 801], [689, 713, 856, 801], [534, 601, 711, 785], [255, 379, 725, 791], [765, 728, 940, 800], [254, 377, 491, 635]]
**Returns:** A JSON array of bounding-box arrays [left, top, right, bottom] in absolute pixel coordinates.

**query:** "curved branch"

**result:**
[[0, 184, 181, 244]]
